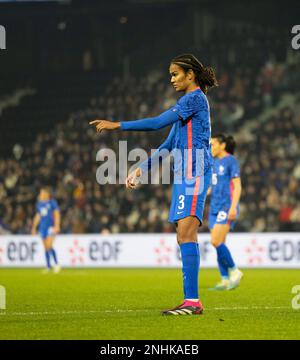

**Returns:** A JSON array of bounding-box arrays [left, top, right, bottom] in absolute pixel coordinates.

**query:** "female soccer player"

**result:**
[[209, 134, 243, 290], [90, 54, 218, 315], [31, 187, 61, 273]]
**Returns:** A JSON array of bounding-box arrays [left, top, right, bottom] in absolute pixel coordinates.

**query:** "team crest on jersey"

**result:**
[[218, 165, 225, 175]]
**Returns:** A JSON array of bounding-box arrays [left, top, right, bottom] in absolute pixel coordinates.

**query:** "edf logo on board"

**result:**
[[0, 25, 6, 50]]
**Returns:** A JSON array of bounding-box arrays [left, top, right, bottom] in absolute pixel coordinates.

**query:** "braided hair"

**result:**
[[171, 53, 218, 94]]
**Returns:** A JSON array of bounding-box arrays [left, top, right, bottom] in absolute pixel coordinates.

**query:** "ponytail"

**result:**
[[225, 135, 236, 155]]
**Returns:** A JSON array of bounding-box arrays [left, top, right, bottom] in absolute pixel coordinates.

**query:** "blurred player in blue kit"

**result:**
[[90, 54, 218, 315], [31, 187, 61, 273], [209, 134, 243, 290]]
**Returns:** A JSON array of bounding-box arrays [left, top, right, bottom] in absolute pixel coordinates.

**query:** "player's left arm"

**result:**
[[228, 177, 242, 221], [31, 213, 40, 235], [52, 199, 61, 234], [53, 209, 61, 234]]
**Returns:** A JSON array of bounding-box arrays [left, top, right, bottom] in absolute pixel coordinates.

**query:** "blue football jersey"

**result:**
[[171, 88, 212, 178], [36, 199, 59, 230], [210, 155, 240, 213]]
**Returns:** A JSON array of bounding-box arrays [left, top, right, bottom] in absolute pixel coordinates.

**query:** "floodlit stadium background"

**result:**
[[0, 0, 300, 268]]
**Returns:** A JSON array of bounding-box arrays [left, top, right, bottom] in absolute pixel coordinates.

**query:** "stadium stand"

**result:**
[[1, 19, 300, 234]]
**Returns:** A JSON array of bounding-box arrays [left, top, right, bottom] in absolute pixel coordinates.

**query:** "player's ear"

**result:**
[[186, 69, 194, 81]]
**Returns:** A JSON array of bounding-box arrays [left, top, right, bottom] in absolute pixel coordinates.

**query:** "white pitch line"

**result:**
[[0, 306, 292, 317], [212, 306, 290, 310], [0, 309, 140, 316]]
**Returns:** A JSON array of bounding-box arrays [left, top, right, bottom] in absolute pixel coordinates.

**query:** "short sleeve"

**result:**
[[229, 157, 240, 179], [172, 92, 204, 121]]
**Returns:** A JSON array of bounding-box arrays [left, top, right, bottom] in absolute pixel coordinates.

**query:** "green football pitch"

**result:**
[[0, 268, 299, 340]]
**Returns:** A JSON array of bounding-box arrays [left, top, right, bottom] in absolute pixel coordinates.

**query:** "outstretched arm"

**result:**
[[120, 109, 179, 131], [89, 109, 179, 133]]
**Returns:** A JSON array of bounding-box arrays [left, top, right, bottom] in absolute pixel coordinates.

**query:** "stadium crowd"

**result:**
[[1, 21, 300, 234], [1, 64, 300, 234], [236, 105, 300, 232]]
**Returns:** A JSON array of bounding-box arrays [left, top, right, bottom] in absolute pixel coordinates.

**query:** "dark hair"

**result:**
[[171, 53, 218, 94], [212, 133, 236, 155]]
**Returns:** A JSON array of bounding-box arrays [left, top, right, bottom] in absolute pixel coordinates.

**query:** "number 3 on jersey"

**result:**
[[178, 195, 185, 210]]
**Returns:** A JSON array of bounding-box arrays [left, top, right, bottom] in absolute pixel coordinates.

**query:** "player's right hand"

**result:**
[[89, 120, 120, 133], [126, 168, 142, 189]]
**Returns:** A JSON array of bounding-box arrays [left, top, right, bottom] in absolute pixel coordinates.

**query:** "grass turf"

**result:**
[[0, 268, 299, 340]]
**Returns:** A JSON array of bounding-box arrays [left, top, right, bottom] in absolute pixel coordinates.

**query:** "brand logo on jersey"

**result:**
[[218, 165, 225, 175]]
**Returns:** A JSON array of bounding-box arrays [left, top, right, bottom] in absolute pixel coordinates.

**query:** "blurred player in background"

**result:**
[[209, 134, 243, 290], [31, 187, 61, 273], [90, 54, 218, 315]]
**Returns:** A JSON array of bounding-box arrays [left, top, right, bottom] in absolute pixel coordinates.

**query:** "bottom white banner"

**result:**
[[0, 233, 299, 268]]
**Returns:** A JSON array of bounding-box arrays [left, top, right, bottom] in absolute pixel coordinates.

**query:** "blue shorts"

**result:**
[[169, 171, 211, 225], [208, 210, 239, 230], [39, 226, 55, 240]]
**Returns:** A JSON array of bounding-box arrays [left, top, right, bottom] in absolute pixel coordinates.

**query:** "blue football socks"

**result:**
[[45, 250, 51, 269], [50, 248, 58, 265], [180, 242, 200, 300], [216, 243, 236, 277], [217, 255, 229, 279]]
